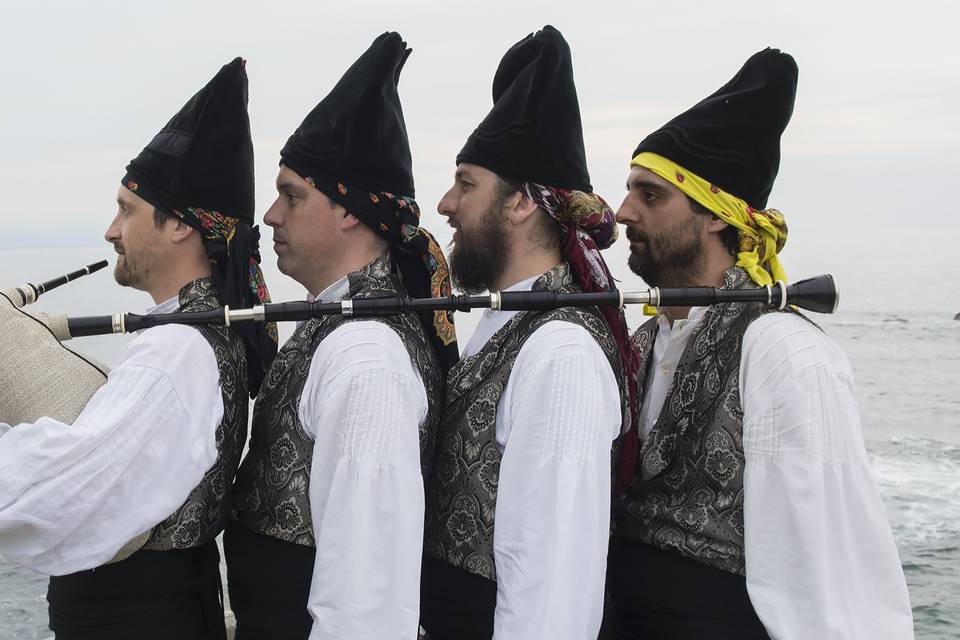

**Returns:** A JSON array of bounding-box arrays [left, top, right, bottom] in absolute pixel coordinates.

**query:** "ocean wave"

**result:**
[[824, 315, 960, 331], [870, 438, 960, 550]]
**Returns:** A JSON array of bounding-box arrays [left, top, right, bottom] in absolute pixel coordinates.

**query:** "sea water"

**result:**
[[0, 236, 957, 639]]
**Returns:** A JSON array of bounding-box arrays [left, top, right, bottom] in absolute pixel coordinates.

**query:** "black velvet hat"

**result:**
[[122, 57, 254, 221], [633, 48, 798, 209], [457, 25, 592, 192], [280, 32, 414, 198]]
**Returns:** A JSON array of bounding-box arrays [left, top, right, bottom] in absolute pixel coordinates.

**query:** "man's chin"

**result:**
[[277, 258, 314, 292], [450, 266, 490, 295], [450, 270, 488, 295], [113, 273, 146, 291], [627, 256, 658, 286], [113, 265, 131, 288]]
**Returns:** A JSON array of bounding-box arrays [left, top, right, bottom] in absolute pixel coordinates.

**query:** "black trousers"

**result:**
[[601, 537, 770, 640], [47, 541, 226, 640], [224, 522, 315, 640], [419, 557, 498, 640]]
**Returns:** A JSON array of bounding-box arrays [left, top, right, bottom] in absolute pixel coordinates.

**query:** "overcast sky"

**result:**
[[1, 0, 957, 306]]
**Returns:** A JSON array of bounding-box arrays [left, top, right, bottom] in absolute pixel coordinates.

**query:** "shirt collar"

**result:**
[[657, 305, 709, 332], [503, 274, 539, 293], [478, 274, 541, 321], [311, 275, 350, 303], [147, 296, 180, 316]]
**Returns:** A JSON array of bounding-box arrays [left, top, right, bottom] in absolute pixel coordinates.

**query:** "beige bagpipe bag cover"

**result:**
[[0, 290, 150, 561]]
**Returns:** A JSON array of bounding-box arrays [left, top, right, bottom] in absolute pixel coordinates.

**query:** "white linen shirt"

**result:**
[[463, 275, 622, 640], [296, 276, 429, 640], [639, 309, 914, 640], [0, 296, 223, 575]]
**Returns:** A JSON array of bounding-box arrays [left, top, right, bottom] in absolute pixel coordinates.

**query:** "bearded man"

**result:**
[[419, 26, 638, 640], [605, 48, 913, 640], [226, 33, 457, 640], [0, 58, 276, 640]]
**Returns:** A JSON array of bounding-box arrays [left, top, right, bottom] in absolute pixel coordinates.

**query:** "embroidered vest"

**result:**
[[143, 277, 249, 551], [612, 267, 805, 575], [423, 263, 626, 581], [230, 255, 444, 547]]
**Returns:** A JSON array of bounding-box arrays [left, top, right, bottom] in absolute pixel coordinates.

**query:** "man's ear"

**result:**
[[169, 219, 196, 244], [506, 190, 539, 226], [706, 215, 730, 234], [340, 209, 363, 231], [341, 209, 363, 229]]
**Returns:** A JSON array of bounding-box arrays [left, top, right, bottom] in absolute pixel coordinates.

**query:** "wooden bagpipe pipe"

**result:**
[[0, 260, 150, 562], [0, 259, 111, 424], [4, 259, 109, 308], [62, 273, 840, 338]]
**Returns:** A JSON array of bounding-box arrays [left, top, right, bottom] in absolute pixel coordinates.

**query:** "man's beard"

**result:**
[[449, 198, 510, 294], [626, 214, 706, 287], [113, 245, 154, 290]]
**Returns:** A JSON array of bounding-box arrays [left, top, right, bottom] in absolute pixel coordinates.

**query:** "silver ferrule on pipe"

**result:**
[[622, 291, 654, 305], [229, 306, 266, 323], [776, 280, 788, 310]]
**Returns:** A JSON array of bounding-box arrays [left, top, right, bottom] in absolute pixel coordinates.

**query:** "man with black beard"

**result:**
[[624, 202, 716, 288], [604, 48, 913, 639], [0, 58, 276, 640], [419, 26, 638, 640]]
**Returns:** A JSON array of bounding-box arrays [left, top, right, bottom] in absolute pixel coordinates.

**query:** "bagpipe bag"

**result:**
[[0, 290, 150, 562]]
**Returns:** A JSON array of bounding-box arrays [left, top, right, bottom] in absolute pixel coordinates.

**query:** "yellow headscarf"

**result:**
[[631, 151, 788, 287]]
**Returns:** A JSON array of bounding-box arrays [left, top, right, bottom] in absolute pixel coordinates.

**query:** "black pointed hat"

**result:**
[[122, 57, 254, 221], [280, 32, 414, 197], [280, 33, 461, 378], [457, 25, 591, 192], [633, 48, 798, 209], [122, 58, 277, 398]]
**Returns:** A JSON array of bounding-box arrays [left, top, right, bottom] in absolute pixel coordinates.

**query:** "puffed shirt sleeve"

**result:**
[[0, 324, 223, 575], [492, 321, 622, 640], [298, 321, 428, 640], [741, 313, 914, 639]]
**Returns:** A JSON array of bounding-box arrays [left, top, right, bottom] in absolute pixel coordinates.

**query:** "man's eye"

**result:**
[[643, 190, 658, 202], [286, 193, 297, 204]]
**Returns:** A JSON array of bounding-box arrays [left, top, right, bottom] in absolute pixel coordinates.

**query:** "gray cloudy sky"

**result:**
[[1, 0, 957, 299]]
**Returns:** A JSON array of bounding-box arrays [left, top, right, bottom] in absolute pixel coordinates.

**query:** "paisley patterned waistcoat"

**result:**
[[143, 277, 249, 551], [231, 255, 443, 547], [612, 267, 801, 575], [423, 263, 626, 581]]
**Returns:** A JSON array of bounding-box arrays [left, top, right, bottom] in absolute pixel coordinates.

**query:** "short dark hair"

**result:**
[[493, 175, 564, 250], [152, 207, 171, 229], [687, 196, 739, 257], [492, 175, 518, 202], [531, 209, 565, 250]]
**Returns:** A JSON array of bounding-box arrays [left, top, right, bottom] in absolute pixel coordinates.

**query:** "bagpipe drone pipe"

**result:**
[[62, 273, 840, 337]]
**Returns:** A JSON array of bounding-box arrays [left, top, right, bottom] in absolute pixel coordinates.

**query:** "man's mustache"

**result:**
[[625, 228, 648, 244]]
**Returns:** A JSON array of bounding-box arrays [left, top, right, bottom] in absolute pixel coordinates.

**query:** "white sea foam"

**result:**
[[872, 438, 960, 549]]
